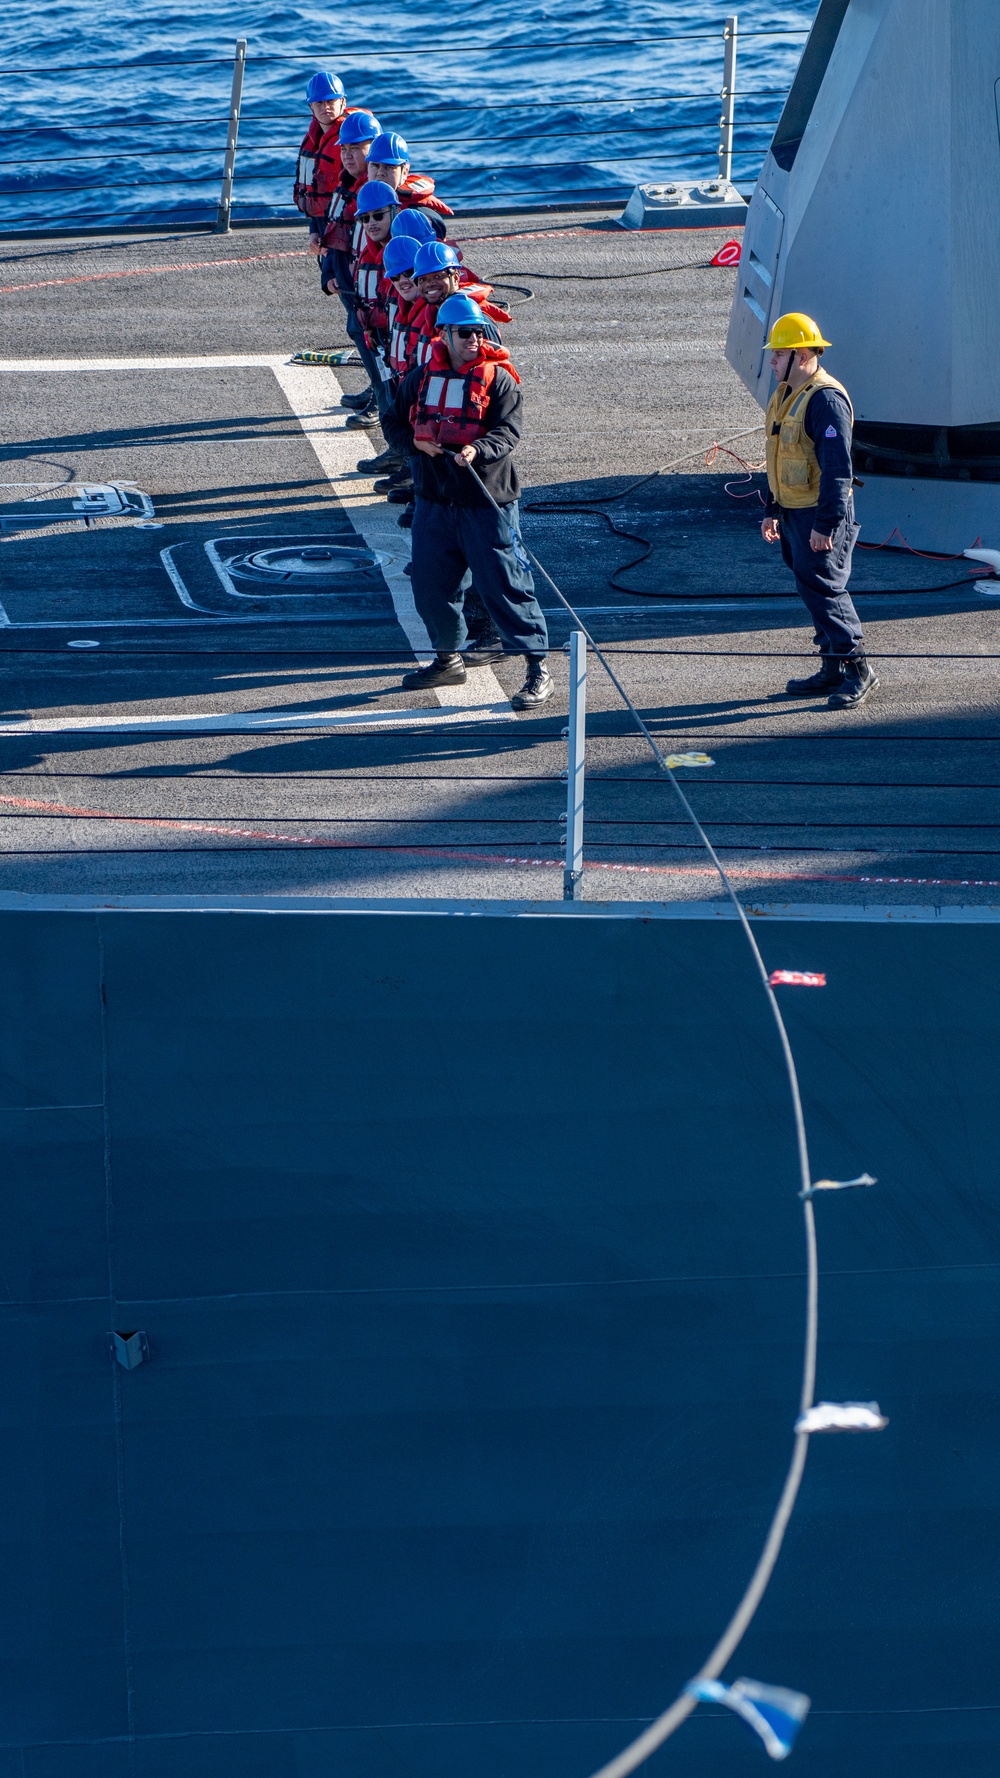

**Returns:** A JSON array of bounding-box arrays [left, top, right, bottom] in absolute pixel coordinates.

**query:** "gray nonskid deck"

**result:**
[[0, 217, 998, 905]]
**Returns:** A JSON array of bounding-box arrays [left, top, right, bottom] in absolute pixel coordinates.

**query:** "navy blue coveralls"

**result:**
[[381, 363, 549, 657], [766, 387, 863, 659]]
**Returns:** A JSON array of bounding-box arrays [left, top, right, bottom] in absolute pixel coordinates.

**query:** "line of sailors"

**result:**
[[293, 71, 553, 709]]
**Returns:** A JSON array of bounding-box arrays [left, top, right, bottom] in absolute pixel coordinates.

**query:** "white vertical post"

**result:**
[[719, 14, 738, 186], [563, 630, 586, 901], [215, 37, 247, 234]]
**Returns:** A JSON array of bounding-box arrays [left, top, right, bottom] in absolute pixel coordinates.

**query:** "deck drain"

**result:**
[[228, 544, 390, 589]]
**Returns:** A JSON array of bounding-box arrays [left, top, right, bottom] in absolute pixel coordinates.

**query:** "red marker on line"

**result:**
[[769, 970, 827, 988], [711, 240, 742, 267]]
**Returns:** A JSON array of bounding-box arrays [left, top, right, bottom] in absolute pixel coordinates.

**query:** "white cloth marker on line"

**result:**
[[796, 1401, 888, 1434], [800, 1172, 876, 1200]]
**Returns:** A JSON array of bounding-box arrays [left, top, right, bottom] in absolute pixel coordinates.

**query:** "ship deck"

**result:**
[[1, 212, 998, 908]]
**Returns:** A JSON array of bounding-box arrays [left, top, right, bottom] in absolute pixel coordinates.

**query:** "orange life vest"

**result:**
[[301, 108, 365, 218], [293, 117, 325, 214], [395, 175, 453, 219], [391, 297, 428, 372], [409, 339, 520, 447], [348, 214, 368, 274], [322, 171, 362, 253], [388, 293, 421, 377], [355, 239, 391, 336], [466, 282, 512, 326]]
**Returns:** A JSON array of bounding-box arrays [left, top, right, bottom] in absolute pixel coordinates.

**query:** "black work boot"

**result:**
[[401, 653, 467, 690], [464, 637, 506, 667], [512, 656, 553, 709], [786, 655, 846, 697], [375, 470, 413, 497], [828, 652, 879, 708], [345, 401, 381, 430], [357, 446, 403, 474], [463, 606, 506, 667], [340, 386, 376, 410]]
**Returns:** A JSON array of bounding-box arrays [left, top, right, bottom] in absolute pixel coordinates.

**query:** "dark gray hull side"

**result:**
[[0, 903, 995, 1776]]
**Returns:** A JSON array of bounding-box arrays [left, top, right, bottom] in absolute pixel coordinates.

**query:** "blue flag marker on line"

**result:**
[[686, 1677, 811, 1761]]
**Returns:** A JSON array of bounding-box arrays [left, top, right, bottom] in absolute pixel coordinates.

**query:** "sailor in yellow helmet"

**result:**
[[761, 313, 877, 707]]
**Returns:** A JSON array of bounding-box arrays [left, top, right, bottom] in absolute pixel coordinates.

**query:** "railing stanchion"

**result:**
[[719, 14, 738, 185], [562, 629, 587, 901], [215, 37, 247, 234]]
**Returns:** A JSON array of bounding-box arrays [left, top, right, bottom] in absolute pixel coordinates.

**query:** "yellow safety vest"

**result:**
[[765, 368, 854, 509]]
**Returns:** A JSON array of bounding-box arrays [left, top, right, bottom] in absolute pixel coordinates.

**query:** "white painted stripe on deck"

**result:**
[[0, 706, 515, 737], [0, 355, 289, 372], [269, 359, 514, 721]]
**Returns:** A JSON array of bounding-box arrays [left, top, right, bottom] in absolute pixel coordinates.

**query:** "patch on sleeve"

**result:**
[[824, 424, 838, 438]]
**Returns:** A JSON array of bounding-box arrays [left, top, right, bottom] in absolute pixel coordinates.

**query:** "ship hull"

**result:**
[[0, 899, 996, 1775]]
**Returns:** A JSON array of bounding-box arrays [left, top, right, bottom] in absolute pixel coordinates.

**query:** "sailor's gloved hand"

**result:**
[[810, 530, 834, 553], [414, 438, 445, 457], [453, 445, 478, 467], [307, 235, 323, 257], [761, 517, 780, 544]]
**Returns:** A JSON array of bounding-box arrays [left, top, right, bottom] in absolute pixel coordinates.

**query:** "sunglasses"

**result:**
[[364, 208, 391, 222], [453, 326, 485, 340]]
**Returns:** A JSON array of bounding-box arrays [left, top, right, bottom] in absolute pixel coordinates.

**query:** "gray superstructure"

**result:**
[[726, 0, 1000, 550]]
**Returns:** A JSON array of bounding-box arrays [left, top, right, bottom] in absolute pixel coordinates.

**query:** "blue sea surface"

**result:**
[[0, 1, 816, 230]]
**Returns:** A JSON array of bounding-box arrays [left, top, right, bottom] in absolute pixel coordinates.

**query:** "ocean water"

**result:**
[[0, 0, 816, 231]]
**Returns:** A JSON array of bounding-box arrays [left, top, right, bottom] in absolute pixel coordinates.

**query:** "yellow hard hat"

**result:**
[[766, 312, 832, 351]]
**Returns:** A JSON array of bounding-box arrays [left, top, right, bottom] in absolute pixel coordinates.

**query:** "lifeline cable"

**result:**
[[0, 29, 808, 74], [4, 646, 1000, 657], [462, 458, 820, 1776], [0, 92, 789, 135]]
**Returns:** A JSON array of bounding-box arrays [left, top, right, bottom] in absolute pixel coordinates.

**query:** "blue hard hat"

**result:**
[[382, 236, 419, 277], [368, 131, 409, 166], [338, 110, 380, 146], [306, 72, 345, 102], [413, 240, 460, 278], [390, 208, 437, 244], [436, 294, 488, 328], [355, 180, 399, 215]]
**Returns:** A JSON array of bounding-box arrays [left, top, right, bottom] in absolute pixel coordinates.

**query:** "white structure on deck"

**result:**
[[726, 0, 1000, 551]]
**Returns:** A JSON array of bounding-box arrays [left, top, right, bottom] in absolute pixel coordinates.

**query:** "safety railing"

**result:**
[[0, 15, 807, 234]]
